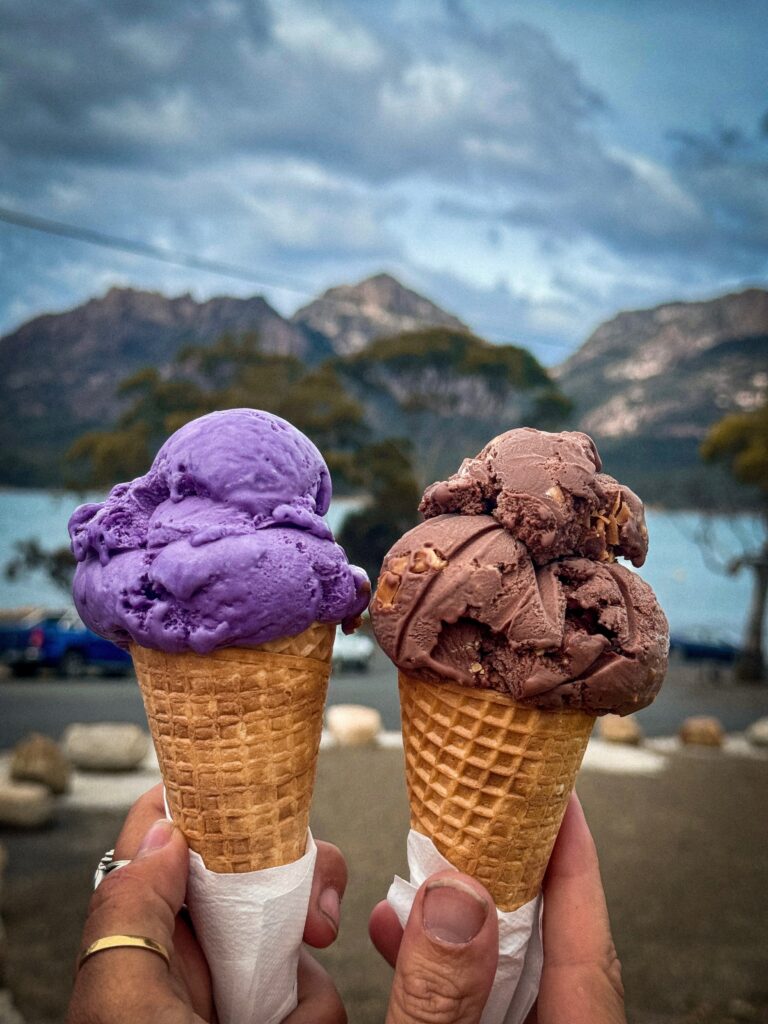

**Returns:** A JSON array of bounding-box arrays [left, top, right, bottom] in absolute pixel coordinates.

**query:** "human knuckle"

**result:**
[[394, 961, 470, 1023], [88, 868, 175, 933], [318, 985, 347, 1024], [604, 947, 625, 999]]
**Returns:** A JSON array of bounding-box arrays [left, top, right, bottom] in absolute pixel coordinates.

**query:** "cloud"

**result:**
[[0, 0, 765, 346], [0, 0, 606, 186]]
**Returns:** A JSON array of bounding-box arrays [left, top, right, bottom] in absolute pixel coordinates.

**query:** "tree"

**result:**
[[5, 540, 75, 597], [701, 402, 768, 681], [59, 329, 423, 589], [66, 333, 370, 491], [338, 438, 421, 583]]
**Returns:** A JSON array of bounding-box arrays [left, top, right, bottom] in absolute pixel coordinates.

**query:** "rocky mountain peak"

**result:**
[[291, 272, 467, 355], [555, 286, 768, 505]]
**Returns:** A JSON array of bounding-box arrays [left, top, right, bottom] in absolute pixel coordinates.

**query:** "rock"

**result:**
[[0, 782, 54, 827], [745, 716, 768, 748], [728, 998, 758, 1021], [62, 723, 150, 772], [679, 716, 724, 747], [10, 733, 71, 794], [0, 989, 26, 1024], [326, 705, 382, 746], [598, 714, 643, 745]]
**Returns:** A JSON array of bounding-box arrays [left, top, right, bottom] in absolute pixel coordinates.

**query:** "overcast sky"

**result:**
[[1, 0, 766, 363]]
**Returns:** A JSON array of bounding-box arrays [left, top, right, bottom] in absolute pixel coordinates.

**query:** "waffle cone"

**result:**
[[131, 622, 335, 873], [399, 673, 594, 910]]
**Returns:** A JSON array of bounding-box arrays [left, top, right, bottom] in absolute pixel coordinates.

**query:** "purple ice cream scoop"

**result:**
[[69, 409, 370, 654]]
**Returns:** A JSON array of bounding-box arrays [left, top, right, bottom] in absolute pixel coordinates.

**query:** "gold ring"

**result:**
[[78, 935, 171, 971]]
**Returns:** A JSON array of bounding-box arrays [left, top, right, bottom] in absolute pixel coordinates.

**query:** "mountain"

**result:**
[[0, 276, 466, 486], [334, 327, 567, 485], [291, 273, 467, 355], [555, 288, 768, 506], [0, 286, 331, 486], [3, 272, 766, 506]]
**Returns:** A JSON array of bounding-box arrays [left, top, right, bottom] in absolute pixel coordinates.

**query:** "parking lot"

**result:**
[[2, 652, 767, 751]]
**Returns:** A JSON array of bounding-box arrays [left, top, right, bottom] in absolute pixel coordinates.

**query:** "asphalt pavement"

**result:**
[[2, 744, 767, 1024], [1, 651, 767, 750]]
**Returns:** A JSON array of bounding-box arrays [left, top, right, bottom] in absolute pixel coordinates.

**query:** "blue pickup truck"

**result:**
[[0, 607, 132, 677]]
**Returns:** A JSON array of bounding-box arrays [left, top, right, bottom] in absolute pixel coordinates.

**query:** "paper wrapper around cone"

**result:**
[[399, 673, 594, 911], [131, 622, 335, 873]]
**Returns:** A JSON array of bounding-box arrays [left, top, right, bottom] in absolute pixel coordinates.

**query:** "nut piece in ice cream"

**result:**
[[420, 427, 648, 566]]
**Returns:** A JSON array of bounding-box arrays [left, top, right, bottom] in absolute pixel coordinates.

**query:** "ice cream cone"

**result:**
[[131, 621, 335, 873], [398, 672, 594, 911]]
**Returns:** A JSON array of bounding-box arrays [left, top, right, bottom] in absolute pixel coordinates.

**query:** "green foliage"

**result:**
[[343, 327, 551, 392], [67, 333, 369, 490], [530, 388, 574, 429], [700, 402, 768, 682], [701, 402, 768, 497], [4, 540, 75, 596], [338, 438, 422, 582]]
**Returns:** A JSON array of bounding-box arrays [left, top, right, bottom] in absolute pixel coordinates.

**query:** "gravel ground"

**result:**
[[1, 743, 767, 1024]]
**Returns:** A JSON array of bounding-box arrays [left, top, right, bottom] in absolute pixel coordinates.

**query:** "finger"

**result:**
[[542, 794, 615, 966], [537, 794, 625, 1024], [386, 870, 498, 1024], [303, 841, 348, 949], [113, 783, 167, 859], [283, 948, 346, 1024], [70, 820, 193, 1022], [369, 900, 403, 968]]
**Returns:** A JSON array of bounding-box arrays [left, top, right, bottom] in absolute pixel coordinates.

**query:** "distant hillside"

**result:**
[[2, 272, 766, 507], [556, 288, 768, 507], [0, 275, 471, 486], [0, 286, 333, 485], [335, 327, 567, 485], [292, 273, 467, 355]]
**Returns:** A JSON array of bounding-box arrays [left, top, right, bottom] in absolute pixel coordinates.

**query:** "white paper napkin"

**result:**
[[388, 830, 543, 1024], [185, 831, 317, 1024]]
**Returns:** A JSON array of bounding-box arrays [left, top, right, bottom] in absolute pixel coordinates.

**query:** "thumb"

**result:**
[[387, 870, 498, 1024], [77, 819, 188, 981]]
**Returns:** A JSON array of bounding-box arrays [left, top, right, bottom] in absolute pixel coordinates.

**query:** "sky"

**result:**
[[1, 0, 766, 364]]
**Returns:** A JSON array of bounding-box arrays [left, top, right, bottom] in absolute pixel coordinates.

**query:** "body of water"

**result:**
[[0, 488, 763, 644]]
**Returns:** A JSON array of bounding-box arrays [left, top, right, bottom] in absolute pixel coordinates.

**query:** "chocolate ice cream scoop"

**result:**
[[371, 514, 668, 716], [419, 428, 648, 567]]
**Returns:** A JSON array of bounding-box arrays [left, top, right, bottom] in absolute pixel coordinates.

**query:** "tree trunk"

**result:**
[[735, 542, 768, 683]]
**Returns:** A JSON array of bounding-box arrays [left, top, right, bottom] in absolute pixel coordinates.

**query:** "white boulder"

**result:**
[[0, 781, 54, 827], [62, 723, 150, 772], [745, 716, 768, 748], [679, 716, 724, 747], [11, 733, 71, 794], [326, 705, 382, 746], [598, 714, 643, 745]]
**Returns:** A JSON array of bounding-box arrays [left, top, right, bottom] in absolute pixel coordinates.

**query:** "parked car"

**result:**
[[0, 607, 132, 677], [668, 627, 740, 664], [332, 626, 375, 672]]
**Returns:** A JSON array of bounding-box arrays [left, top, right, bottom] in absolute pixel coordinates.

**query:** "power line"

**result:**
[[0, 205, 312, 297], [0, 204, 577, 355]]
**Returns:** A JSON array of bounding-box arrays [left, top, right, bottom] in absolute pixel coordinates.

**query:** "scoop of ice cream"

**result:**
[[69, 409, 370, 653], [419, 428, 648, 567], [371, 515, 668, 716]]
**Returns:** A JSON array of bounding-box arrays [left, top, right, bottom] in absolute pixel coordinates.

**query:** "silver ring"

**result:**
[[93, 849, 132, 890]]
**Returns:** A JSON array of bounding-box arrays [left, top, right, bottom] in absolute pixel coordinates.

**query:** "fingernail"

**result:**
[[319, 887, 340, 935], [137, 819, 174, 859], [422, 878, 489, 945]]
